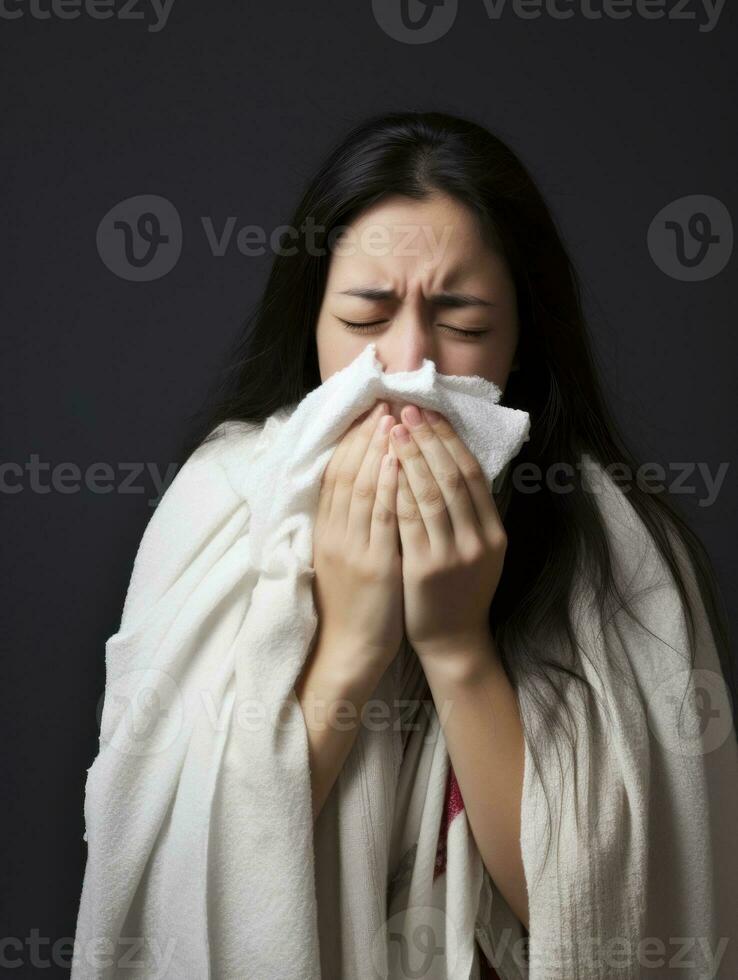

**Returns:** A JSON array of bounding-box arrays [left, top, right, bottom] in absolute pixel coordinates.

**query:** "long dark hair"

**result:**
[[177, 110, 736, 880]]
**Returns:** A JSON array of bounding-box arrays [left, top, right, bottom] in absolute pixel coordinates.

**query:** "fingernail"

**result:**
[[403, 405, 422, 428], [423, 408, 441, 424], [391, 425, 410, 444]]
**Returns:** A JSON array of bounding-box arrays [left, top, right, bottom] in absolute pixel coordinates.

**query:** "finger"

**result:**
[[420, 409, 503, 540], [318, 418, 356, 525], [328, 401, 388, 530], [370, 452, 400, 553], [395, 450, 430, 555], [319, 405, 379, 525], [390, 423, 452, 556], [398, 406, 479, 542], [348, 412, 394, 544]]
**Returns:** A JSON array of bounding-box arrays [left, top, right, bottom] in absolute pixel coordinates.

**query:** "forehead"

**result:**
[[327, 192, 505, 288]]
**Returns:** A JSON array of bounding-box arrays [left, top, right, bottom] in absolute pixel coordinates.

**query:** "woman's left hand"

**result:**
[[389, 405, 507, 670]]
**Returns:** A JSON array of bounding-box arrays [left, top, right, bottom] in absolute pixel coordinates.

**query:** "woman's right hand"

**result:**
[[311, 400, 404, 676]]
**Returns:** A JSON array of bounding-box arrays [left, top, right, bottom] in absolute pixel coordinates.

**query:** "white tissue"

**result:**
[[242, 341, 530, 569]]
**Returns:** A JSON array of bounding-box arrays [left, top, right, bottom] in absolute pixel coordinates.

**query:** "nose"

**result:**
[[375, 310, 436, 419]]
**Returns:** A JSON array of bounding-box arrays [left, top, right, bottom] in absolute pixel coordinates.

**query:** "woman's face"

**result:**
[[315, 192, 520, 420]]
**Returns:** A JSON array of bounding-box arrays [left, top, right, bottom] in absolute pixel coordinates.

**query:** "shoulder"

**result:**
[[575, 453, 721, 681], [140, 420, 266, 543], [153, 409, 297, 510], [578, 452, 677, 599], [174, 417, 275, 494], [115, 416, 280, 635]]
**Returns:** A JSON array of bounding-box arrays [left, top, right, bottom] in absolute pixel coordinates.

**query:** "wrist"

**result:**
[[302, 629, 398, 693], [295, 632, 399, 742], [414, 629, 501, 685]]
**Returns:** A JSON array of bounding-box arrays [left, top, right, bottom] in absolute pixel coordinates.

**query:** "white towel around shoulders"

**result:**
[[71, 342, 738, 980]]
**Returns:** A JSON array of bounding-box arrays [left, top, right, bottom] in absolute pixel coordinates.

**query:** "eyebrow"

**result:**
[[336, 287, 497, 309]]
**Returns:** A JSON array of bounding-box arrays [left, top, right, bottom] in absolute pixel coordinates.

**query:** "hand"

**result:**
[[389, 405, 506, 667], [311, 400, 405, 675]]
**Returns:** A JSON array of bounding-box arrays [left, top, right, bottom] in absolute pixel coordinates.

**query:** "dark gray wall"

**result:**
[[2, 1, 735, 973]]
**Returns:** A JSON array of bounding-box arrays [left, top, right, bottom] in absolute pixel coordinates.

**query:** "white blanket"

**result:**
[[71, 343, 738, 979]]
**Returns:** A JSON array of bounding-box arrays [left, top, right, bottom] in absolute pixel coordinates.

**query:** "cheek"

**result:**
[[439, 345, 495, 379], [437, 344, 513, 392], [316, 322, 366, 381]]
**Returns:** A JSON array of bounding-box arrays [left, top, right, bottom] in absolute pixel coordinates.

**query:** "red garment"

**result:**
[[438, 765, 504, 978]]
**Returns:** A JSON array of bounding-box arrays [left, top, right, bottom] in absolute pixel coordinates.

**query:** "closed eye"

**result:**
[[337, 318, 490, 339]]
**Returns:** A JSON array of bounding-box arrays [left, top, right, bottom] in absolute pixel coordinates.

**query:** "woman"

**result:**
[[75, 111, 738, 979]]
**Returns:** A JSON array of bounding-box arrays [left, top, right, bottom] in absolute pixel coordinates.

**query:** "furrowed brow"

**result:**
[[336, 287, 496, 309]]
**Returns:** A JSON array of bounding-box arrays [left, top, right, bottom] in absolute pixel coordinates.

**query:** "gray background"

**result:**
[[1, 1, 735, 973]]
